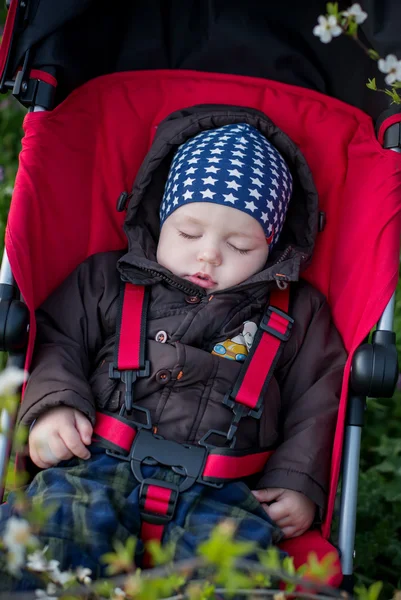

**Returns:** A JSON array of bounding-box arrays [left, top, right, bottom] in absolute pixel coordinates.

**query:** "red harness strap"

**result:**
[[92, 282, 291, 566]]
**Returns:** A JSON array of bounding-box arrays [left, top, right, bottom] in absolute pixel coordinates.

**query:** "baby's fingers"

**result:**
[[265, 501, 289, 524], [29, 443, 54, 469], [60, 424, 91, 460]]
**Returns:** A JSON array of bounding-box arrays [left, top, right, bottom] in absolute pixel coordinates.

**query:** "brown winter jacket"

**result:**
[[19, 105, 347, 515]]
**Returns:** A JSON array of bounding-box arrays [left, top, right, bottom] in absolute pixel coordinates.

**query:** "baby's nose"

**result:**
[[198, 248, 222, 266]]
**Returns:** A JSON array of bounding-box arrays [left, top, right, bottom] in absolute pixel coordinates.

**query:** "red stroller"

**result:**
[[0, 0, 400, 590]]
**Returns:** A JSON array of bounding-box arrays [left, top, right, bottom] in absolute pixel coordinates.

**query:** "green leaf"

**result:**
[[101, 536, 137, 575], [146, 539, 175, 566], [366, 78, 377, 91], [346, 20, 358, 37], [384, 88, 401, 104], [367, 49, 380, 61], [354, 581, 383, 600], [326, 2, 339, 17]]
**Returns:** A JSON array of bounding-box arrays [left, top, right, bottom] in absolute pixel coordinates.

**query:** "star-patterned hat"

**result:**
[[159, 123, 293, 249]]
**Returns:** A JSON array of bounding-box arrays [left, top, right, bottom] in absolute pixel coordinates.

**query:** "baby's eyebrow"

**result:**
[[228, 232, 256, 240]]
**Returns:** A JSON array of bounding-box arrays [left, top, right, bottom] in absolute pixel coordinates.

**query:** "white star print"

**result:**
[[252, 167, 264, 177], [245, 201, 257, 212], [188, 157, 199, 165], [210, 148, 224, 155], [173, 184, 178, 193], [183, 190, 194, 200], [230, 159, 244, 167], [227, 169, 243, 178], [232, 150, 245, 158], [191, 149, 203, 156], [254, 151, 264, 159], [223, 193, 238, 204], [266, 199, 274, 211], [249, 188, 262, 200], [261, 212, 269, 223], [214, 142, 227, 147], [239, 137, 248, 144], [185, 167, 197, 175], [253, 158, 264, 167], [207, 157, 221, 163], [274, 213, 278, 223], [173, 173, 180, 182], [201, 189, 216, 199], [173, 197, 179, 206], [250, 177, 264, 188], [271, 168, 278, 177], [234, 144, 246, 150], [202, 176, 218, 186], [183, 177, 195, 187], [283, 181, 288, 190], [225, 180, 241, 191], [271, 179, 279, 188], [270, 189, 278, 200], [205, 166, 220, 173]]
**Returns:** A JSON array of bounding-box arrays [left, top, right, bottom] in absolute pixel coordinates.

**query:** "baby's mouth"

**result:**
[[186, 272, 217, 289]]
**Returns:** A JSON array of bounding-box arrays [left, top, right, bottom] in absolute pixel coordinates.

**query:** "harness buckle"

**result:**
[[130, 429, 207, 493], [109, 361, 150, 412], [260, 306, 294, 342], [222, 394, 264, 441], [139, 479, 179, 524]]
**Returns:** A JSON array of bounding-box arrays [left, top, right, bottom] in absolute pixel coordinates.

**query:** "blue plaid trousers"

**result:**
[[0, 447, 282, 591]]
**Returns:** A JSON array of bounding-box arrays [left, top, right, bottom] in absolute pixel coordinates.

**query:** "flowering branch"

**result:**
[[313, 3, 401, 104]]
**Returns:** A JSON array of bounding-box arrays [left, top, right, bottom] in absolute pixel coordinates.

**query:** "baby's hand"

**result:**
[[252, 487, 315, 539], [29, 406, 93, 469]]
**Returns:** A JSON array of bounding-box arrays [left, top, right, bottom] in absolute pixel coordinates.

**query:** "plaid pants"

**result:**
[[0, 447, 282, 591]]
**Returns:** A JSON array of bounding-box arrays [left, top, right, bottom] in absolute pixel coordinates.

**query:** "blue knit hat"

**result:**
[[160, 123, 293, 249]]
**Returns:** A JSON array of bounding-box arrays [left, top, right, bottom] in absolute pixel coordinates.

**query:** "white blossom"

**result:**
[[76, 565, 92, 585], [0, 366, 28, 396], [378, 54, 401, 85], [35, 583, 58, 600], [313, 15, 342, 43], [50, 566, 75, 585], [343, 3, 368, 24], [27, 548, 50, 572], [6, 546, 25, 575], [3, 517, 36, 551]]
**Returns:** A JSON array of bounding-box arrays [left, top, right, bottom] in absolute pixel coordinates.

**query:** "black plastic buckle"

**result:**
[[198, 428, 236, 450], [130, 429, 207, 493], [260, 306, 294, 342], [139, 479, 179, 524], [109, 362, 150, 413], [223, 394, 264, 441]]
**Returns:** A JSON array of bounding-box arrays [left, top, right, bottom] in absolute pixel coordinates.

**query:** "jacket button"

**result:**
[[155, 330, 167, 343], [156, 369, 171, 384], [185, 295, 200, 304]]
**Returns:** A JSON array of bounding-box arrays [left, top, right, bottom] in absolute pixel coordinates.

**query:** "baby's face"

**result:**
[[157, 203, 269, 293]]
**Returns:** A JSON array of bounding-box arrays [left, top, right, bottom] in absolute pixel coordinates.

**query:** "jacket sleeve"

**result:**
[[18, 252, 121, 427], [255, 281, 347, 516]]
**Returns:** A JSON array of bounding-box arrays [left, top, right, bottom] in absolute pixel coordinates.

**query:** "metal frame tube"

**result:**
[[376, 291, 395, 331], [338, 290, 397, 577], [338, 423, 362, 575]]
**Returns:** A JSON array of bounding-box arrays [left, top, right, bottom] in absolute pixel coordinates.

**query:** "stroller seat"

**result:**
[[4, 68, 401, 587]]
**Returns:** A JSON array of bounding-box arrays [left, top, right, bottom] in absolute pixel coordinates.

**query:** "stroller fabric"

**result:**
[[3, 69, 401, 589]]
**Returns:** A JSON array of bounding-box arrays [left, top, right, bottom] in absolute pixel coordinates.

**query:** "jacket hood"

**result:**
[[118, 105, 319, 293]]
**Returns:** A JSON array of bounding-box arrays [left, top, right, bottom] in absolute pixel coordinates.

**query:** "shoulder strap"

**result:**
[[112, 283, 293, 443], [219, 286, 293, 443], [109, 283, 150, 413]]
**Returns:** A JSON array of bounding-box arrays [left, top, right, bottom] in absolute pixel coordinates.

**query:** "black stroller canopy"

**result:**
[[2, 0, 401, 118]]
